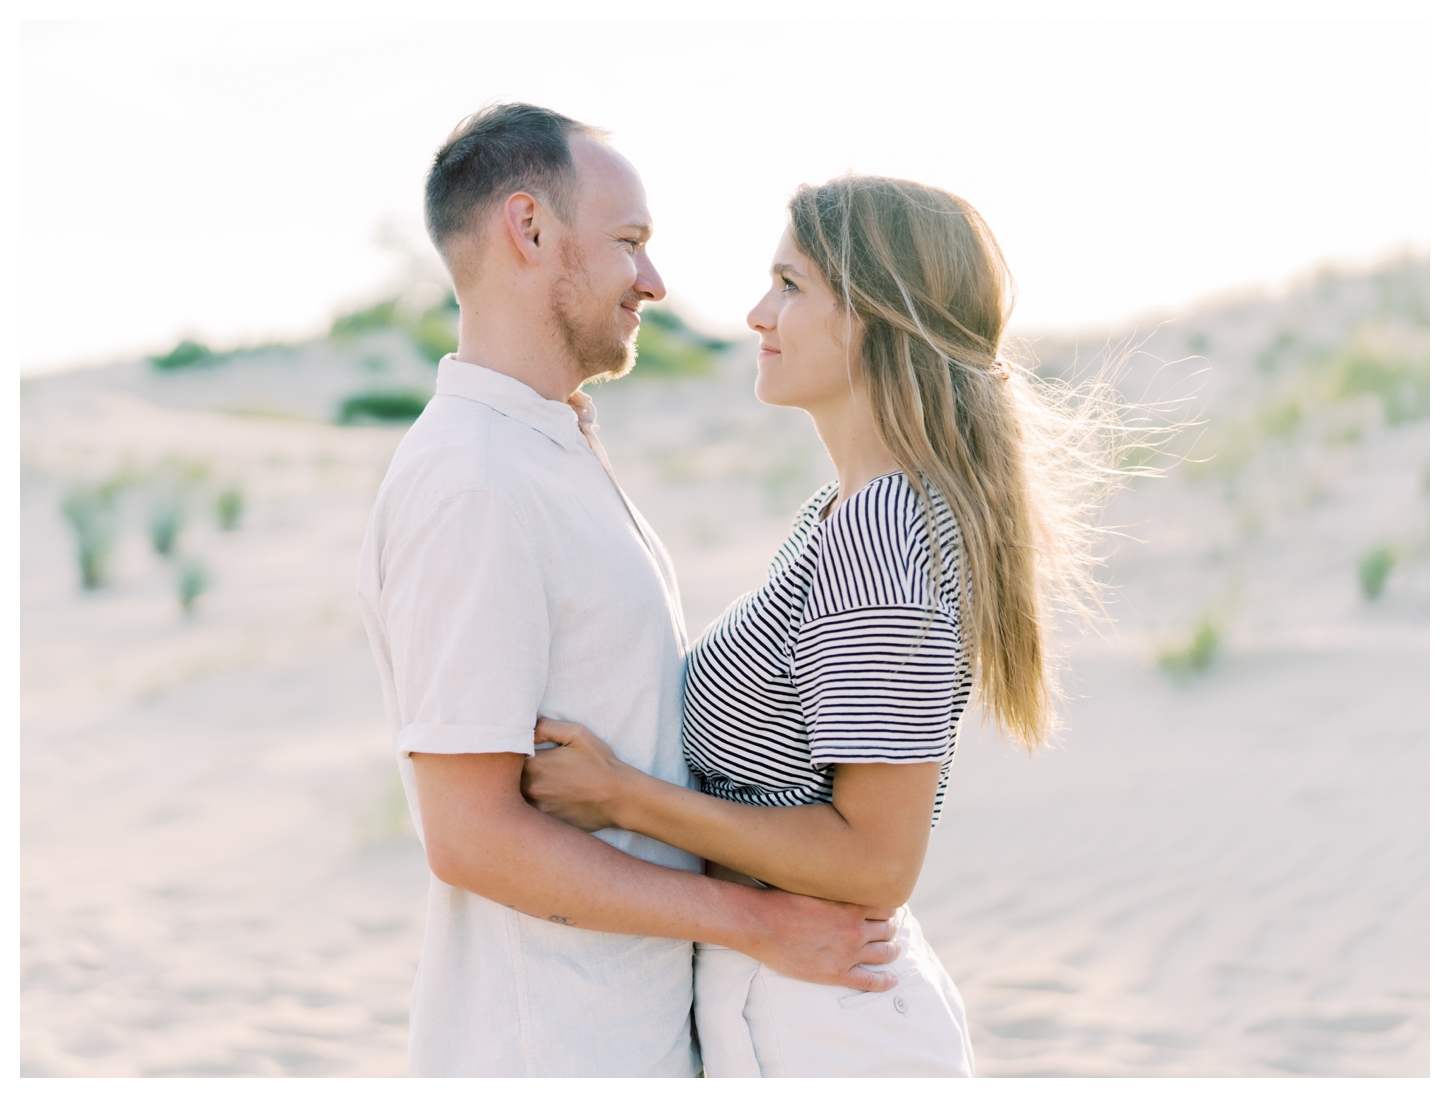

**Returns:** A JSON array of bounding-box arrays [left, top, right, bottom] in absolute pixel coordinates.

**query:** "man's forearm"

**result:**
[[429, 785, 770, 947], [412, 750, 903, 992]]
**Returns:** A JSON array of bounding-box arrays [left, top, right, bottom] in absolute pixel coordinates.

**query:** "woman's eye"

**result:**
[[781, 278, 799, 293]]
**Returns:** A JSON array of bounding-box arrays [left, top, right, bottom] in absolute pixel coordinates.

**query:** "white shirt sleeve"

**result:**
[[381, 488, 547, 758]]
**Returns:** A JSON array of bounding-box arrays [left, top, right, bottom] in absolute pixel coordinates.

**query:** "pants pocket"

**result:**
[[836, 966, 923, 1011]]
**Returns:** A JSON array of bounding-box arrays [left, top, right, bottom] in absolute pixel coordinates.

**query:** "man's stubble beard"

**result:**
[[549, 240, 639, 385]]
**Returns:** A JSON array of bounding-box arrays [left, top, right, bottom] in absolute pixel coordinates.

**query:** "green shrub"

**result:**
[[630, 308, 732, 378], [1331, 348, 1430, 425], [149, 493, 185, 556], [1256, 396, 1303, 439], [331, 294, 460, 364], [1158, 617, 1220, 678], [61, 484, 120, 589], [1357, 547, 1395, 600], [338, 389, 430, 424], [150, 340, 216, 370], [216, 487, 244, 531], [331, 300, 398, 339], [177, 558, 210, 614], [410, 301, 460, 363]]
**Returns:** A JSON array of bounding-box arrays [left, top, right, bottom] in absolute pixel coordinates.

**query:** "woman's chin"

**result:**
[[753, 379, 790, 408]]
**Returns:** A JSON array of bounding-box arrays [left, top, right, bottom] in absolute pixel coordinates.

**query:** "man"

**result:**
[[357, 103, 901, 1078]]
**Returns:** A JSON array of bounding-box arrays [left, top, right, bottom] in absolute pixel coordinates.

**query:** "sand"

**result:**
[[19, 262, 1430, 1077]]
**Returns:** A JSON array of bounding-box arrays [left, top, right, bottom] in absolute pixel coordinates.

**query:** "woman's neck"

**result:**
[[808, 389, 901, 508]]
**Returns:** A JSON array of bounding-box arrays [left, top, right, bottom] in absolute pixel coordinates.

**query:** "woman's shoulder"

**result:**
[[809, 472, 958, 612], [824, 471, 945, 546]]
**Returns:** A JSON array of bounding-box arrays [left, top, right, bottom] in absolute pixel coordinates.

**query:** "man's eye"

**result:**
[[622, 239, 641, 251]]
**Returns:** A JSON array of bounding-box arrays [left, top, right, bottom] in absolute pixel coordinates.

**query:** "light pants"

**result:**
[[693, 907, 974, 1078]]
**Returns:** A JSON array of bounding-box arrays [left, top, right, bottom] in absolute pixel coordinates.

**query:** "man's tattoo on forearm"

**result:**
[[501, 903, 577, 927]]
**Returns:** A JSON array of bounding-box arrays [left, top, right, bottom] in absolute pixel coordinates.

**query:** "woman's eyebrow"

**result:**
[[772, 263, 801, 278]]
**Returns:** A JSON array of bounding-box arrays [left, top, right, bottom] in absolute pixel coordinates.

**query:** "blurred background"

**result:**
[[16, 13, 1434, 1078]]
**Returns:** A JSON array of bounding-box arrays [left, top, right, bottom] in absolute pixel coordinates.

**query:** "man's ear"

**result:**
[[502, 191, 547, 265]]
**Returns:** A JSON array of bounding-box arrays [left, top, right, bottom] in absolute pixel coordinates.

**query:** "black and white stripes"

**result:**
[[683, 472, 970, 825]]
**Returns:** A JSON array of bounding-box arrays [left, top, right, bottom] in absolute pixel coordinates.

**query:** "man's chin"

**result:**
[[581, 341, 637, 384]]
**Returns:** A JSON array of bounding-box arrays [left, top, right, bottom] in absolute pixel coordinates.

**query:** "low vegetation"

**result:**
[[61, 482, 121, 589], [1157, 616, 1221, 680], [630, 307, 732, 379], [1357, 547, 1395, 600], [216, 487, 244, 531], [330, 292, 460, 364], [337, 390, 431, 425], [149, 493, 185, 557], [176, 558, 210, 615], [150, 340, 218, 371], [1186, 259, 1429, 486]]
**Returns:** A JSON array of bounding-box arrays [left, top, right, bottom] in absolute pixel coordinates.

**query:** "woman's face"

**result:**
[[747, 227, 862, 411]]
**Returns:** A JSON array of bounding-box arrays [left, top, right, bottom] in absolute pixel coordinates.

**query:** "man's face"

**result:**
[[548, 137, 665, 383]]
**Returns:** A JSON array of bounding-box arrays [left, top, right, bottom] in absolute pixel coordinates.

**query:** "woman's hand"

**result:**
[[522, 718, 634, 832]]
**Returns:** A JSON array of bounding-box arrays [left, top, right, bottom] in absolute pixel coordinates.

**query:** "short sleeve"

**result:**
[[793, 479, 960, 767], [381, 489, 548, 758]]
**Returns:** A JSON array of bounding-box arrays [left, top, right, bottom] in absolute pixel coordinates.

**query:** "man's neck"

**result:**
[[455, 300, 583, 404]]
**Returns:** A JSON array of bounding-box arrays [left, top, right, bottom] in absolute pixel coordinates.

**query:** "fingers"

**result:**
[[859, 905, 903, 923], [859, 910, 903, 942], [840, 964, 900, 994], [855, 937, 904, 968], [533, 717, 578, 746]]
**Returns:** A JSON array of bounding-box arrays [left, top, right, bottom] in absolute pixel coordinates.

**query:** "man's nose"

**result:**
[[634, 250, 666, 302]]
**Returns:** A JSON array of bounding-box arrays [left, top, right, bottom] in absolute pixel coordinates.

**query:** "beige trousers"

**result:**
[[693, 907, 974, 1078]]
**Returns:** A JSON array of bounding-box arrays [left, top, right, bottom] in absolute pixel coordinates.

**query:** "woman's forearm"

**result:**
[[609, 767, 933, 908]]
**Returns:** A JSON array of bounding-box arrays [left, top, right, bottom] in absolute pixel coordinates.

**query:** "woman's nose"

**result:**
[[746, 293, 775, 333]]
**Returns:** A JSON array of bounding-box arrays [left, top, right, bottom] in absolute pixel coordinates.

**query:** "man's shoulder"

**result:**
[[381, 394, 555, 511]]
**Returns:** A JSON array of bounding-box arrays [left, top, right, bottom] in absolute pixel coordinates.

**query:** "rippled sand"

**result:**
[[20, 281, 1429, 1076]]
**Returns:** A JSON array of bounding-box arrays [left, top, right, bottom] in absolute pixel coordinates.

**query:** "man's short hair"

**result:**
[[425, 102, 603, 260]]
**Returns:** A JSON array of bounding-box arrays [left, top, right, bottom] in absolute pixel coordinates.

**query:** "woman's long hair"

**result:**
[[790, 175, 1131, 751]]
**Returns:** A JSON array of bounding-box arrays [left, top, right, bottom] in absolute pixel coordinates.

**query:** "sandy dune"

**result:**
[[19, 261, 1429, 1076]]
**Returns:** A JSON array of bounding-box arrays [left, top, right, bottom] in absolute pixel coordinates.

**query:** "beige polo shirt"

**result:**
[[357, 356, 700, 1077]]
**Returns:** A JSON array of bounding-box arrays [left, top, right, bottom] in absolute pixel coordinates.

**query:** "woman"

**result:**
[[523, 174, 1116, 1077]]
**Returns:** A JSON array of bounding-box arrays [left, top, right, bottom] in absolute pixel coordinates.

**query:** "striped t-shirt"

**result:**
[[683, 471, 970, 825]]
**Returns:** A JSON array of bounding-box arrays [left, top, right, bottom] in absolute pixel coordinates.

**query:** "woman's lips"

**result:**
[[758, 344, 780, 356]]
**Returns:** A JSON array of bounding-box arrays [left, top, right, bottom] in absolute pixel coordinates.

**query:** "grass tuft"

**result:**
[[150, 340, 217, 371], [149, 493, 185, 556], [177, 558, 210, 615], [1357, 547, 1395, 600], [216, 487, 244, 531], [1157, 616, 1220, 679], [61, 483, 121, 589], [629, 308, 731, 379], [338, 390, 430, 424]]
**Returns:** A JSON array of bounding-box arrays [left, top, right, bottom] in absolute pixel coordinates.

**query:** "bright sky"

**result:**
[[13, 15, 1434, 375]]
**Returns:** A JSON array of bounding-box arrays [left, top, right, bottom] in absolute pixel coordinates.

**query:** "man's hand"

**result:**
[[739, 889, 903, 993]]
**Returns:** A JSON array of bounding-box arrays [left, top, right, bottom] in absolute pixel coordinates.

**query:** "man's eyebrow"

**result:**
[[619, 223, 652, 240]]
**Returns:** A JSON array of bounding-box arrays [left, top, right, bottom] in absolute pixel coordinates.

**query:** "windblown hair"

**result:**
[[425, 102, 606, 261], [789, 175, 1131, 751]]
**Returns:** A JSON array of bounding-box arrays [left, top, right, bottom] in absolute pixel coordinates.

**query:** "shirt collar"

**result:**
[[435, 355, 586, 451]]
